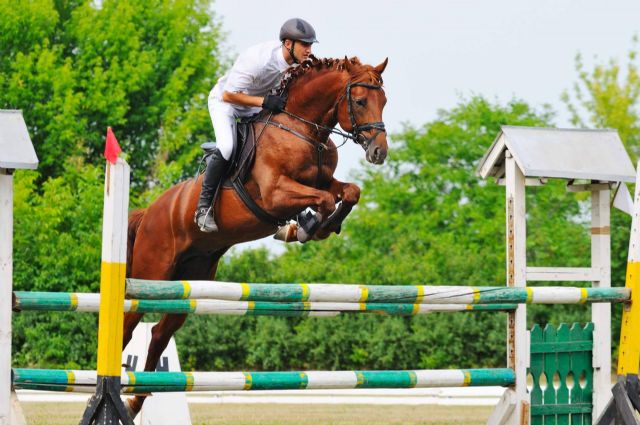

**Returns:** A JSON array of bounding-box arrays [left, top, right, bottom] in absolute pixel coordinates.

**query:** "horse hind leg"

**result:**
[[126, 313, 188, 415], [123, 312, 145, 349], [127, 248, 228, 416]]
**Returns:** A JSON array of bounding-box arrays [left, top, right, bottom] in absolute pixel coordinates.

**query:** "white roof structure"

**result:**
[[477, 126, 635, 183], [0, 110, 38, 170]]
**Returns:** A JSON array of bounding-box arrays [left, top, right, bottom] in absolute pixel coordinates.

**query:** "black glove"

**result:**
[[262, 94, 286, 112]]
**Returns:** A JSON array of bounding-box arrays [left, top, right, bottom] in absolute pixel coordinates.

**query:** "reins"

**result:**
[[232, 74, 386, 227], [256, 79, 386, 187]]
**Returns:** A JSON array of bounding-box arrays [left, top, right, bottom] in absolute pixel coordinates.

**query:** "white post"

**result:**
[[591, 187, 611, 422], [0, 169, 13, 425], [505, 151, 529, 425]]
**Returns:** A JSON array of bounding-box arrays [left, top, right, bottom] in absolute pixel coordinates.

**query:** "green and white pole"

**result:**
[[11, 292, 518, 316], [13, 368, 516, 393], [125, 279, 630, 305], [79, 157, 133, 425]]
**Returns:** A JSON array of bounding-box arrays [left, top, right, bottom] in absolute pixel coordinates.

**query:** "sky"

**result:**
[[212, 0, 640, 252]]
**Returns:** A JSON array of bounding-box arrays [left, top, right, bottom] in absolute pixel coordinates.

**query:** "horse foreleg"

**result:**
[[126, 313, 188, 415], [267, 176, 338, 242], [314, 178, 361, 240], [268, 175, 337, 218]]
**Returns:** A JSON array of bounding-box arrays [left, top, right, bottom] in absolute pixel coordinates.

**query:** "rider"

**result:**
[[195, 18, 318, 232]]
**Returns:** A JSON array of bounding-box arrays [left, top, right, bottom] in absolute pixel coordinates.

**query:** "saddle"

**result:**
[[200, 115, 290, 226], [199, 115, 329, 237], [200, 116, 257, 188]]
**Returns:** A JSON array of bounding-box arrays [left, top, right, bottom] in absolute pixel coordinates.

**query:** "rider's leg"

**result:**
[[195, 100, 235, 232]]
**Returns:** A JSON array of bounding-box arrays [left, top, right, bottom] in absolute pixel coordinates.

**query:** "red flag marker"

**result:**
[[104, 127, 122, 164]]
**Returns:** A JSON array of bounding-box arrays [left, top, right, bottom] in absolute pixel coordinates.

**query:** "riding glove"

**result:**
[[262, 94, 286, 112]]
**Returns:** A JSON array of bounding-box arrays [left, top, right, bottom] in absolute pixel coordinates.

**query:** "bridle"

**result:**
[[262, 79, 386, 150], [343, 81, 386, 150], [233, 78, 386, 226], [256, 79, 386, 187]]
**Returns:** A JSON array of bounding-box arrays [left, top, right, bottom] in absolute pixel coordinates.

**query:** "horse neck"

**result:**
[[285, 71, 347, 128]]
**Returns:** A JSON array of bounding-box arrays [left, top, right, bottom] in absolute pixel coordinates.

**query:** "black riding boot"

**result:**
[[194, 149, 229, 233]]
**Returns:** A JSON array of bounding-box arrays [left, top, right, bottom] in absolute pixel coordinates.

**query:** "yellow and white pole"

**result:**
[[617, 161, 640, 376], [96, 157, 129, 377], [79, 157, 133, 424]]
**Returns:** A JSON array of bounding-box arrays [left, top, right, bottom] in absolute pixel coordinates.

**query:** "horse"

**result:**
[[122, 55, 389, 415]]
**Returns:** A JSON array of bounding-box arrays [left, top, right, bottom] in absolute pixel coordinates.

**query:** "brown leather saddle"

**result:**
[[200, 115, 289, 226]]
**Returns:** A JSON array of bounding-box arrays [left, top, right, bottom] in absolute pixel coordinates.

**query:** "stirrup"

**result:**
[[194, 207, 218, 233]]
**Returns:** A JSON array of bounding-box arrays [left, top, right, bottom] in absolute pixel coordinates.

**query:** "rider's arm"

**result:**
[[222, 91, 264, 108]]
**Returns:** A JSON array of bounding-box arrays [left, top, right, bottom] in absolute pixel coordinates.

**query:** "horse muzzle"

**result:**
[[364, 133, 388, 165]]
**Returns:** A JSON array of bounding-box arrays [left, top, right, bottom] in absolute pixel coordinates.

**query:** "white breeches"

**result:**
[[208, 98, 237, 161]]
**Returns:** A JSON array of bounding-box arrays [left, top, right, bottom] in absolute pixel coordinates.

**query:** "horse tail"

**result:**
[[126, 209, 146, 278]]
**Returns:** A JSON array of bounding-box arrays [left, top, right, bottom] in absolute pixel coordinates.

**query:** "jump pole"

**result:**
[[13, 368, 517, 393], [123, 280, 630, 304], [79, 156, 133, 425]]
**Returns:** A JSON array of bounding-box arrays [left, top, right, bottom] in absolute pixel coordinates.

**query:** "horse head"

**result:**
[[337, 57, 389, 165]]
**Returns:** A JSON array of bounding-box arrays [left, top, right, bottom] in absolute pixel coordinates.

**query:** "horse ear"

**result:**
[[343, 56, 351, 72], [374, 58, 388, 74]]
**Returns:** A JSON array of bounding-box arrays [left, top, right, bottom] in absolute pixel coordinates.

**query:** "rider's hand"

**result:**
[[262, 94, 286, 112]]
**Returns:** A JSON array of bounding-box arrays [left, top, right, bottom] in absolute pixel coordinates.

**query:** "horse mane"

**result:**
[[277, 55, 384, 96]]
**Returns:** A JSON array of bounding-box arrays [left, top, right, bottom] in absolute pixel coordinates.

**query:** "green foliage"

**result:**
[[7, 2, 630, 372], [5, 0, 227, 369], [13, 164, 103, 293], [178, 96, 597, 371], [562, 39, 640, 159], [0, 0, 225, 193], [11, 164, 103, 368], [561, 39, 640, 351]]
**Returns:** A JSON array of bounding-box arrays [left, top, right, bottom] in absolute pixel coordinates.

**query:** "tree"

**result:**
[[562, 38, 640, 160], [0, 0, 226, 194], [178, 96, 591, 370], [561, 41, 640, 344], [4, 0, 228, 368]]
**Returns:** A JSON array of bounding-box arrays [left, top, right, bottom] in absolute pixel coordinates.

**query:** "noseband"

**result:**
[[263, 79, 386, 151], [344, 81, 386, 150]]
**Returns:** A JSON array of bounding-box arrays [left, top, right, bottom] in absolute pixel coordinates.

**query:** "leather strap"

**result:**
[[231, 177, 289, 226]]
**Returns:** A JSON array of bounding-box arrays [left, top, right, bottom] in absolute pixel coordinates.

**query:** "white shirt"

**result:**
[[210, 41, 290, 117]]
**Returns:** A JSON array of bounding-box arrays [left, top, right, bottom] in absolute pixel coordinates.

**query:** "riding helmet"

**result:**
[[279, 18, 318, 43]]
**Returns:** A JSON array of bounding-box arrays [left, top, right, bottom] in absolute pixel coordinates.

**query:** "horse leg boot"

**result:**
[[194, 148, 229, 233]]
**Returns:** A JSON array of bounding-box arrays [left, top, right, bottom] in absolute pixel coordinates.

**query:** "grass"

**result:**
[[22, 402, 494, 424]]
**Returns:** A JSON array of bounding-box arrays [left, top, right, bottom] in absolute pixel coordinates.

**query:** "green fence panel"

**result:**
[[529, 322, 593, 425]]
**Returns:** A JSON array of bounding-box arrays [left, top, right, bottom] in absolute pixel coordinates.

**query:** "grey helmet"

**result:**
[[279, 18, 318, 43]]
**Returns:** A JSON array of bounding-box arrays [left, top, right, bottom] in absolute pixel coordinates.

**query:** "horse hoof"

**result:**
[[124, 398, 138, 420], [274, 223, 298, 242]]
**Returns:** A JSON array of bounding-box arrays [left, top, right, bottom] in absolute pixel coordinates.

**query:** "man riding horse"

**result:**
[[123, 19, 388, 415], [196, 18, 318, 232]]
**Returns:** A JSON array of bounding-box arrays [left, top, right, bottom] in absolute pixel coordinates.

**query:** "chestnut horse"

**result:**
[[122, 56, 389, 415]]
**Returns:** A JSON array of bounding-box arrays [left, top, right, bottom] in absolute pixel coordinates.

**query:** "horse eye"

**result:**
[[355, 98, 366, 107]]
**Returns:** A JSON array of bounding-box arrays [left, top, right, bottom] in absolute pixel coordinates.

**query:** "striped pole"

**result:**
[[12, 291, 517, 316], [125, 279, 630, 305], [79, 157, 133, 425], [13, 368, 516, 393]]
